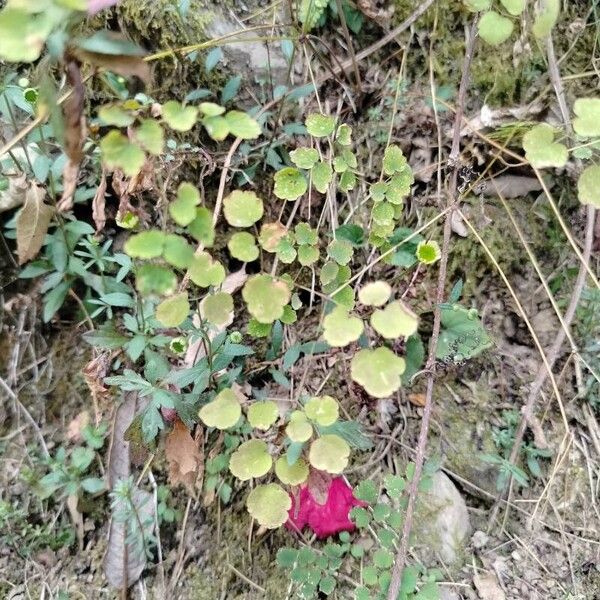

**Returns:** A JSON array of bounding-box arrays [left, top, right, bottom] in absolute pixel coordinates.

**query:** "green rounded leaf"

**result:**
[[274, 167, 308, 201], [304, 395, 339, 426], [297, 244, 319, 266], [188, 252, 226, 288], [199, 102, 225, 117], [573, 98, 600, 138], [358, 281, 392, 307], [382, 145, 407, 175], [225, 110, 261, 139], [163, 234, 194, 269], [0, 9, 52, 63], [162, 101, 198, 131], [198, 388, 241, 430], [351, 347, 405, 398], [203, 115, 229, 140], [100, 130, 145, 177], [464, 0, 491, 10], [275, 455, 309, 485], [259, 222, 287, 252], [327, 239, 353, 265], [305, 113, 336, 137], [522, 124, 567, 168], [309, 434, 350, 474], [229, 439, 272, 480], [228, 231, 259, 262], [135, 119, 164, 155], [322, 305, 363, 347], [246, 483, 291, 528], [286, 411, 313, 442], [577, 165, 600, 208], [169, 182, 200, 226], [370, 301, 418, 339], [242, 274, 291, 323], [312, 161, 333, 193], [336, 124, 352, 146], [247, 400, 279, 430], [223, 190, 264, 227], [290, 147, 319, 169], [500, 0, 525, 15], [200, 291, 234, 327], [188, 207, 215, 246], [532, 0, 559, 38], [125, 230, 165, 258], [135, 264, 177, 295], [478, 11, 514, 45], [98, 104, 134, 127], [155, 292, 189, 327]]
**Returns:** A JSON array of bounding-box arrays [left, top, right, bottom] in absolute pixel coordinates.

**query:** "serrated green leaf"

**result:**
[[577, 165, 600, 208], [371, 301, 418, 339], [304, 395, 339, 426], [573, 98, 600, 138], [169, 182, 200, 226], [200, 291, 233, 326], [228, 231, 259, 262], [135, 119, 164, 155], [188, 251, 225, 287], [225, 110, 261, 139], [125, 230, 165, 258], [275, 455, 309, 485], [312, 161, 333, 193], [522, 124, 567, 168], [242, 274, 291, 323]]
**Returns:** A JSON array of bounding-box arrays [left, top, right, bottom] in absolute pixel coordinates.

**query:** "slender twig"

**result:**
[[0, 376, 50, 459], [386, 19, 478, 600]]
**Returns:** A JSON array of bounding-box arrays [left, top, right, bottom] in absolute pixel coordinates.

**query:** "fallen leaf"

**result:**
[[165, 419, 201, 494], [57, 158, 80, 212], [473, 573, 506, 600], [0, 173, 27, 213], [67, 411, 91, 442], [307, 468, 332, 505], [83, 351, 111, 419], [408, 392, 427, 407], [104, 393, 154, 590], [92, 171, 108, 232], [67, 494, 85, 551], [16, 184, 54, 264]]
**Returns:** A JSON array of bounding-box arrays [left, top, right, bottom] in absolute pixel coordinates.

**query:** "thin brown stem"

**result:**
[[386, 18, 478, 600]]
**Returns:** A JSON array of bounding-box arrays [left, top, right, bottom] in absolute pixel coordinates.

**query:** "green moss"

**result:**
[[183, 498, 291, 599]]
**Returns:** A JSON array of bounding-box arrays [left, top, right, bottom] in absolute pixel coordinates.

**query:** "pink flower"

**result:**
[[88, 0, 120, 15], [286, 477, 364, 539]]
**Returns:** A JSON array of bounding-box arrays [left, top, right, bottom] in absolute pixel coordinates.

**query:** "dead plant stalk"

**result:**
[[386, 18, 479, 599]]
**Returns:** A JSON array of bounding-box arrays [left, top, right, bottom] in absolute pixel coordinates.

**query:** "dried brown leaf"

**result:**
[[307, 469, 332, 505], [0, 173, 27, 213], [16, 184, 54, 264], [67, 411, 90, 442], [92, 172, 108, 232], [104, 394, 154, 590], [74, 49, 151, 84], [67, 494, 85, 551], [165, 419, 201, 495], [57, 159, 80, 212]]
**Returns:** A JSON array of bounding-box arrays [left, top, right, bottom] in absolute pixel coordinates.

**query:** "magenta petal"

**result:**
[[88, 0, 120, 15], [285, 477, 365, 539]]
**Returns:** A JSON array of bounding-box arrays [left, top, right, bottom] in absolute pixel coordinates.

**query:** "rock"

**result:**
[[429, 392, 499, 497], [414, 471, 471, 565]]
